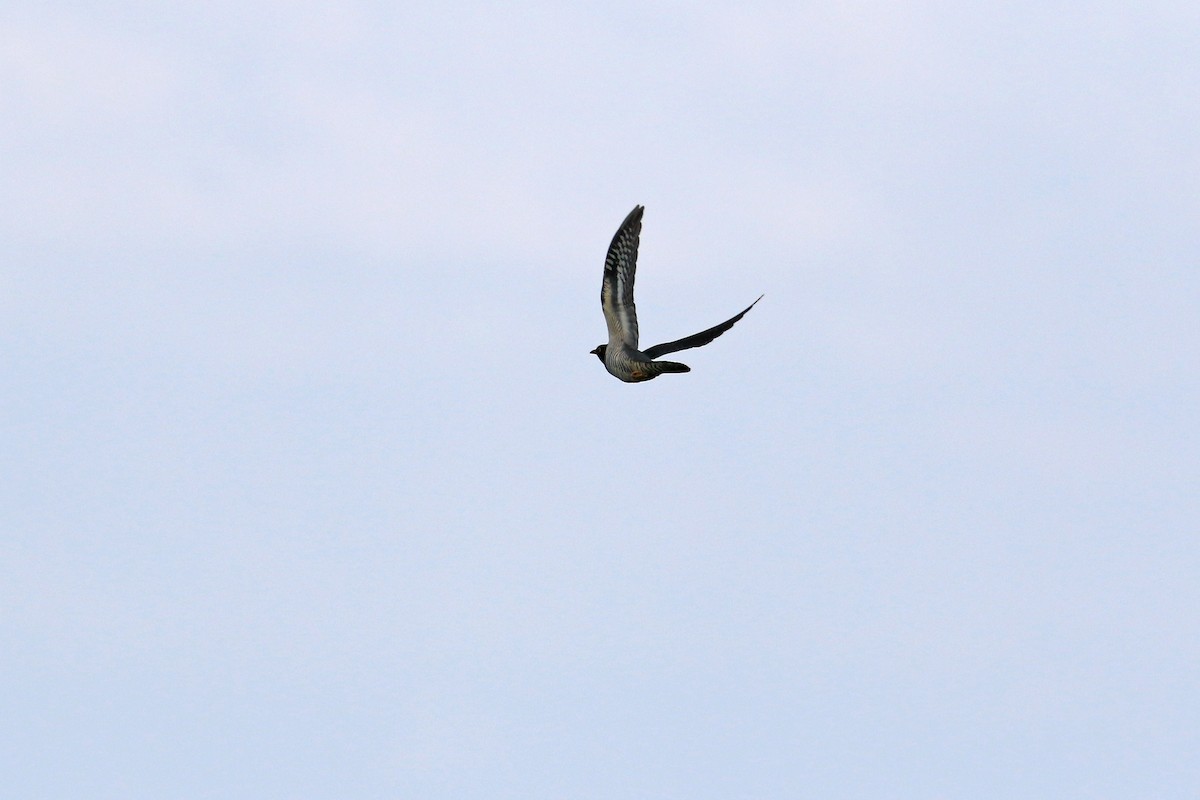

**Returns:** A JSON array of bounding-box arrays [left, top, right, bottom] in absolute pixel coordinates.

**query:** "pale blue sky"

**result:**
[[3, 2, 1198, 798]]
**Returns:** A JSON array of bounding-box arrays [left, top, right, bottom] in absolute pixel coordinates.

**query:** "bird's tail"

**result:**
[[653, 360, 690, 375]]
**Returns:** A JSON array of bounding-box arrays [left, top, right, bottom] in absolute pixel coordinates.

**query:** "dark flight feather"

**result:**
[[642, 295, 763, 359]]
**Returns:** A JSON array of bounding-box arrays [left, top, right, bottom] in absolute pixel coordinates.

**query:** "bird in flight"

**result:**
[[590, 205, 762, 382]]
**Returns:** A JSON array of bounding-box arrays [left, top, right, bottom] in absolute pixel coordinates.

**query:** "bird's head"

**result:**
[[590, 345, 606, 362]]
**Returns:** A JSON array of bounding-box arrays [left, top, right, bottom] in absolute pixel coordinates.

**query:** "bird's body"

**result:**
[[590, 205, 761, 382], [593, 342, 691, 383]]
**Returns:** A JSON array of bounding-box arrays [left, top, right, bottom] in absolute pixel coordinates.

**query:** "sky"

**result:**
[[2, 2, 1198, 797]]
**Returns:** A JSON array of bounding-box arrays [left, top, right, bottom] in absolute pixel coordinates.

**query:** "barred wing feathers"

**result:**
[[600, 205, 644, 348]]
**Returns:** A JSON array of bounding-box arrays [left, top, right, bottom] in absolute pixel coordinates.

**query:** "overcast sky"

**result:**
[[3, 2, 1198, 798]]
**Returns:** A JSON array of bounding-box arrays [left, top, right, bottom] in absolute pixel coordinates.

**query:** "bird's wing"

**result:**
[[643, 295, 763, 358], [601, 205, 643, 348]]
